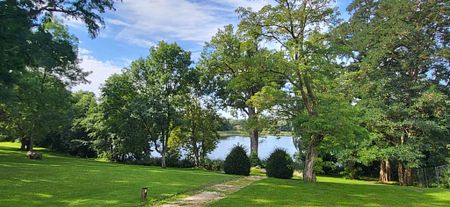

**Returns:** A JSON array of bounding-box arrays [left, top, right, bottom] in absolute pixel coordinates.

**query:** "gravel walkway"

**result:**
[[158, 176, 264, 207]]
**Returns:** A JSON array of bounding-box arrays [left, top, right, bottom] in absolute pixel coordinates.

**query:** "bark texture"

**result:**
[[303, 135, 323, 182], [398, 161, 413, 186], [247, 107, 259, 156], [249, 129, 259, 155], [379, 159, 392, 183]]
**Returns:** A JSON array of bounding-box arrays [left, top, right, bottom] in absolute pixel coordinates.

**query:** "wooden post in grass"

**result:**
[[141, 187, 148, 202]]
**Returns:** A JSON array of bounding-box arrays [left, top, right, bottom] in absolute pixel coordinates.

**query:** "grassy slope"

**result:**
[[211, 176, 450, 207], [0, 142, 236, 207]]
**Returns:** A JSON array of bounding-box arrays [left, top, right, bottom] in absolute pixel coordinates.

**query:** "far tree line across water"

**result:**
[[0, 0, 448, 187]]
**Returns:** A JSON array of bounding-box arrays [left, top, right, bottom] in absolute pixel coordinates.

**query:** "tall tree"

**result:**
[[199, 24, 282, 156], [171, 97, 222, 167], [128, 41, 194, 168], [97, 71, 151, 161], [338, 0, 449, 185], [69, 91, 98, 157], [0, 0, 117, 150], [237, 0, 359, 182], [0, 0, 117, 90], [5, 71, 73, 151]]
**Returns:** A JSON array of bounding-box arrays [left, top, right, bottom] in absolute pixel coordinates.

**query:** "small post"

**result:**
[[141, 187, 148, 202]]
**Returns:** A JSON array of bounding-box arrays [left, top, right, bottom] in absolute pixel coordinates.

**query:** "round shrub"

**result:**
[[266, 148, 294, 179], [224, 145, 251, 176]]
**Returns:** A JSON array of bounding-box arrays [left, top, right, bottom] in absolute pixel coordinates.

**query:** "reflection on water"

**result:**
[[208, 136, 296, 160]]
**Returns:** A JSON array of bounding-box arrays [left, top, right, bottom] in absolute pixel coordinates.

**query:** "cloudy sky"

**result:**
[[70, 0, 353, 96]]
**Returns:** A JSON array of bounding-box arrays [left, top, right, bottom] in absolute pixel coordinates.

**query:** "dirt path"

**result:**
[[158, 176, 264, 207]]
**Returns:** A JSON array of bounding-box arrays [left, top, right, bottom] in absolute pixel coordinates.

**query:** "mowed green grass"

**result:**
[[211, 176, 450, 207], [0, 142, 237, 207]]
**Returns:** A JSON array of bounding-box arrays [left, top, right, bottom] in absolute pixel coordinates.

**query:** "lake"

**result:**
[[208, 135, 297, 160], [150, 135, 297, 160]]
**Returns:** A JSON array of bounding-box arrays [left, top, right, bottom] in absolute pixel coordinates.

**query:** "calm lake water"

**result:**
[[150, 135, 297, 160], [208, 136, 297, 160]]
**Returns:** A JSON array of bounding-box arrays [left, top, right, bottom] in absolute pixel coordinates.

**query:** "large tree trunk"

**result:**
[[346, 160, 358, 179], [398, 161, 412, 186], [29, 137, 33, 151], [379, 159, 392, 183], [161, 130, 167, 168], [20, 138, 27, 151], [303, 135, 322, 182], [248, 107, 259, 155], [398, 134, 412, 186], [250, 129, 259, 155], [20, 137, 32, 151], [192, 139, 200, 167], [161, 148, 166, 168]]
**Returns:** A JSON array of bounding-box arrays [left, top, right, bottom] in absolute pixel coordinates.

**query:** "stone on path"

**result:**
[[159, 176, 264, 207]]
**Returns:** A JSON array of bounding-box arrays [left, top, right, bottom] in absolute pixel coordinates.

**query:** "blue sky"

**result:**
[[70, 0, 353, 96]]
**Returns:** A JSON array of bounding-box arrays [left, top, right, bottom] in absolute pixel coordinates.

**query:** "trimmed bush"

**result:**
[[224, 145, 251, 176], [250, 152, 261, 167], [266, 148, 294, 179]]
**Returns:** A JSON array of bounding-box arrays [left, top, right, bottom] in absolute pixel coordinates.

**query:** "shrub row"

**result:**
[[223, 145, 294, 179]]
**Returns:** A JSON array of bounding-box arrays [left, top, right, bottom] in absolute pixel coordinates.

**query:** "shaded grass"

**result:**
[[0, 142, 237, 207], [210, 176, 450, 207]]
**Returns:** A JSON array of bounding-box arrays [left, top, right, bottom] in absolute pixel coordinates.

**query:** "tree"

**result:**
[[5, 71, 73, 151], [69, 91, 98, 157], [171, 97, 221, 167], [0, 0, 117, 91], [94, 41, 194, 166], [199, 24, 283, 156], [0, 0, 117, 150], [338, 0, 449, 185], [237, 0, 366, 182], [97, 72, 150, 161], [127, 41, 194, 167]]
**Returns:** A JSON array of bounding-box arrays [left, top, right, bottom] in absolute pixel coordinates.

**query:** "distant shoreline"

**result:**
[[218, 131, 293, 138]]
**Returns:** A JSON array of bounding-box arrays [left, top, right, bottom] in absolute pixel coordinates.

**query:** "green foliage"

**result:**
[[266, 148, 294, 179], [1, 0, 115, 93], [199, 24, 284, 153], [203, 159, 225, 171], [170, 97, 221, 167], [224, 145, 251, 176], [67, 91, 98, 157], [293, 93, 368, 147], [4, 71, 73, 148], [237, 0, 365, 182], [0, 0, 115, 152], [336, 0, 450, 183], [438, 167, 450, 188], [94, 41, 195, 165]]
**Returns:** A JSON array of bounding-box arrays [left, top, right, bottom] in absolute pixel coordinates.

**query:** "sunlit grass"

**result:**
[[210, 176, 450, 207], [0, 142, 237, 207]]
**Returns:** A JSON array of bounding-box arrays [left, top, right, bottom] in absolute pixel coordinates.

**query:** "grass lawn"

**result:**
[[0, 142, 237, 207], [211, 176, 450, 207]]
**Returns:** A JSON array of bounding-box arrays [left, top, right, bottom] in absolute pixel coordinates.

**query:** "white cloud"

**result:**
[[71, 48, 123, 97], [115, 31, 156, 48], [108, 0, 270, 48], [71, 1, 274, 95]]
